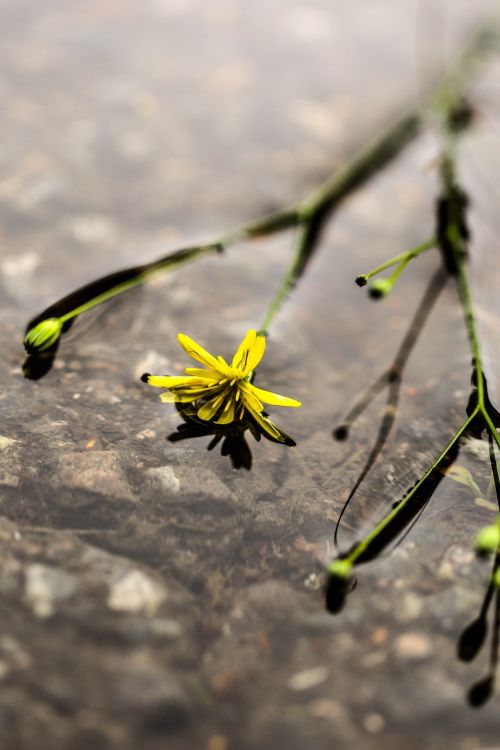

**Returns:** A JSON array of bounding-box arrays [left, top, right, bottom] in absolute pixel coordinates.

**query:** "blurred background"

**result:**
[[0, 1, 500, 749]]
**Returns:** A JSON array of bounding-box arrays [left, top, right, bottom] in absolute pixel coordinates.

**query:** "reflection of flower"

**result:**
[[142, 329, 301, 444]]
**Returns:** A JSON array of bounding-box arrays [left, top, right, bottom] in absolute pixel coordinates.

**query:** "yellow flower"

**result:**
[[142, 329, 301, 444]]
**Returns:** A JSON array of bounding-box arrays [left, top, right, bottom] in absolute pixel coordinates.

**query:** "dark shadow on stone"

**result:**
[[23, 346, 59, 380], [167, 403, 295, 471], [169, 403, 295, 470]]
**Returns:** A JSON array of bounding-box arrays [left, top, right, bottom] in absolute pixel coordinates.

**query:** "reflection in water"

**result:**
[[326, 148, 500, 706], [328, 382, 500, 705], [23, 344, 59, 380], [459, 435, 500, 707], [169, 403, 295, 470], [459, 558, 500, 707]]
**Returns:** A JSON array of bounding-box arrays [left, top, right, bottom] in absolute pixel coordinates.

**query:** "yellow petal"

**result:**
[[159, 392, 199, 403], [231, 330, 267, 375], [184, 367, 220, 380], [143, 374, 208, 389], [239, 381, 264, 413], [244, 333, 266, 375], [216, 394, 236, 424], [197, 391, 227, 421], [170, 382, 224, 398], [232, 329, 257, 371], [245, 403, 286, 442], [247, 383, 301, 408], [177, 333, 223, 372], [216, 356, 231, 376]]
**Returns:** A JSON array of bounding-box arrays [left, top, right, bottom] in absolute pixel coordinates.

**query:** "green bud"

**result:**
[[355, 274, 368, 287], [494, 568, 500, 590], [475, 524, 500, 556], [369, 277, 393, 300], [326, 558, 353, 580], [24, 317, 63, 353]]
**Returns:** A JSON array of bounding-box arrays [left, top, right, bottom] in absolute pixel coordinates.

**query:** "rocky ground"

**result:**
[[0, 1, 500, 748]]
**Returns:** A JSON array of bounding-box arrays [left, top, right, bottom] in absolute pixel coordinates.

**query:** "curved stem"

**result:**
[[356, 238, 435, 286]]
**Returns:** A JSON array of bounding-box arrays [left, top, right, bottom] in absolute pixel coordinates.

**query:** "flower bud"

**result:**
[[474, 524, 500, 556], [24, 318, 63, 353], [494, 568, 500, 590], [369, 277, 393, 299]]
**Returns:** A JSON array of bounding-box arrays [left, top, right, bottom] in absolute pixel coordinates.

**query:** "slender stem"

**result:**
[[356, 238, 435, 285], [459, 261, 486, 411], [442, 144, 485, 409], [258, 219, 314, 336], [442, 146, 500, 454], [300, 113, 421, 220], [57, 243, 219, 325]]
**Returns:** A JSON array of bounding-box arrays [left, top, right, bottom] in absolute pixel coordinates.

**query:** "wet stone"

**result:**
[[107, 569, 167, 615], [112, 666, 192, 731], [161, 464, 235, 506], [144, 465, 180, 495], [24, 563, 78, 618], [50, 450, 135, 504], [393, 632, 434, 661], [288, 666, 329, 691], [0, 437, 22, 488]]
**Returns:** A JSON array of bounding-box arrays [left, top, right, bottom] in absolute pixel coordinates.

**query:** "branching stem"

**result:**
[[25, 21, 497, 355], [355, 238, 435, 287]]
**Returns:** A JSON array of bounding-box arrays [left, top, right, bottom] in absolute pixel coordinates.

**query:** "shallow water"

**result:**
[[1, 1, 500, 748]]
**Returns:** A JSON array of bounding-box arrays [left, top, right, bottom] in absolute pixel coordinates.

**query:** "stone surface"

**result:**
[[0, 1, 499, 750], [24, 563, 78, 618], [107, 569, 167, 615]]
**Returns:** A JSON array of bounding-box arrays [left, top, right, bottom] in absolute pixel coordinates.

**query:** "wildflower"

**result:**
[[142, 329, 301, 444]]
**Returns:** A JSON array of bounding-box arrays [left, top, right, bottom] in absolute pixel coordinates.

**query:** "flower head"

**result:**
[[142, 329, 301, 444]]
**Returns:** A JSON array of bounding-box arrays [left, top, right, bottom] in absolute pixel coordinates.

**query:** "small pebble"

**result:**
[[108, 569, 166, 615], [363, 712, 385, 733], [288, 666, 328, 691], [393, 632, 433, 661]]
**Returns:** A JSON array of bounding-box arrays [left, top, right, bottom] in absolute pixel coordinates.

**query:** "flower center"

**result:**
[[227, 367, 245, 383]]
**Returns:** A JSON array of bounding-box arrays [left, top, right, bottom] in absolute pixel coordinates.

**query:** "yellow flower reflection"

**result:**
[[142, 330, 301, 444]]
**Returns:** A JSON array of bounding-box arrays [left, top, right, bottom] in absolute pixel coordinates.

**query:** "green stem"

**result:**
[[455, 249, 486, 407], [328, 28, 500, 576], [258, 220, 313, 336], [442, 147, 500, 452], [57, 243, 218, 325], [356, 238, 435, 286]]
